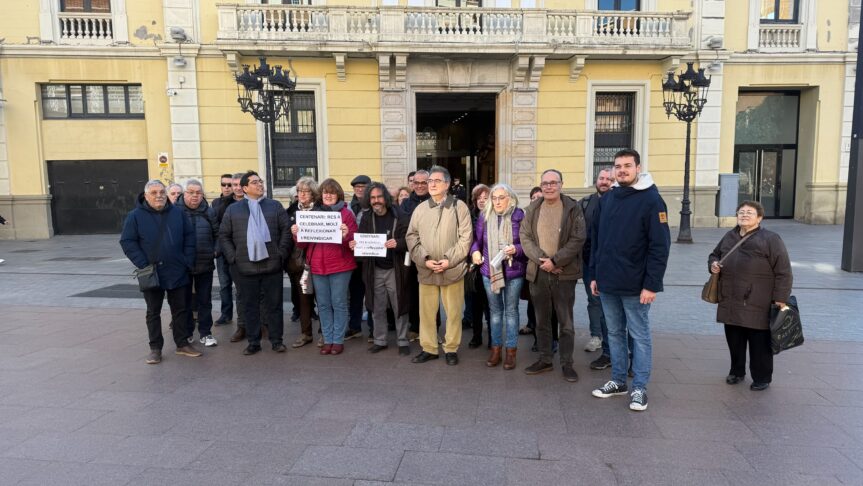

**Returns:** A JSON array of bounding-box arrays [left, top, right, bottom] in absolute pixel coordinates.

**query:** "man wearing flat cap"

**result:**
[[347, 174, 373, 341]]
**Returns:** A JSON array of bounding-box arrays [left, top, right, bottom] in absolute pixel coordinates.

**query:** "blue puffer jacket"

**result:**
[[120, 194, 196, 290], [590, 173, 671, 296], [176, 196, 217, 275]]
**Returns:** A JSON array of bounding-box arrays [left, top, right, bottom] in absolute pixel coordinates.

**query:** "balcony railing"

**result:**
[[758, 24, 802, 51], [217, 4, 691, 49], [57, 11, 113, 43]]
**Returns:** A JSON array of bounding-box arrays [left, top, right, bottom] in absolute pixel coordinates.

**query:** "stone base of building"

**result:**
[[0, 195, 53, 240]]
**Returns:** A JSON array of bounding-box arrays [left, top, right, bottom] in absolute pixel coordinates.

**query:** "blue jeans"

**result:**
[[482, 276, 524, 349], [583, 278, 607, 342], [216, 255, 233, 319], [600, 292, 652, 391], [313, 270, 352, 345]]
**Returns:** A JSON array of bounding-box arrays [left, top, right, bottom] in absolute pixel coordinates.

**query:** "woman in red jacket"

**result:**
[[292, 178, 357, 355]]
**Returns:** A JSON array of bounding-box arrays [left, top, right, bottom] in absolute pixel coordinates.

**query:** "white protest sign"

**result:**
[[353, 233, 388, 257], [296, 211, 342, 244]]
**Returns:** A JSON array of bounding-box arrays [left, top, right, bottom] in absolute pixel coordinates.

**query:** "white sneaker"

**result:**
[[0, 259, 5, 265], [584, 336, 602, 352], [200, 335, 218, 347]]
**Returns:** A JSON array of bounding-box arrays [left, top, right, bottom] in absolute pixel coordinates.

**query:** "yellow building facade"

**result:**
[[0, 0, 854, 238]]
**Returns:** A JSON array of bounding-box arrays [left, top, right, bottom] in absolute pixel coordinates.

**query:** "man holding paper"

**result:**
[[349, 182, 412, 355]]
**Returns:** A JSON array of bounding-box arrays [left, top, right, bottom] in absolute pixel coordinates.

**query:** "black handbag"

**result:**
[[703, 232, 753, 304], [464, 263, 481, 293], [770, 295, 803, 354], [134, 213, 169, 292]]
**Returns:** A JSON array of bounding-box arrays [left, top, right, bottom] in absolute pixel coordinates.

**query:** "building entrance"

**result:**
[[415, 93, 496, 198]]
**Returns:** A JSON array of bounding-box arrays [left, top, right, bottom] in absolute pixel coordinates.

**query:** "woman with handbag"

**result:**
[[286, 176, 321, 348], [708, 200, 793, 391], [470, 183, 527, 370], [292, 178, 357, 356]]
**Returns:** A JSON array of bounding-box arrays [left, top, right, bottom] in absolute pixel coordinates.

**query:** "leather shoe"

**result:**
[[368, 344, 388, 354], [398, 345, 410, 356], [562, 366, 579, 382], [524, 360, 553, 375], [330, 344, 344, 355], [230, 327, 246, 343], [411, 351, 439, 363], [243, 344, 261, 355], [272, 343, 287, 353], [726, 374, 744, 385], [445, 352, 459, 366], [468, 338, 482, 349], [486, 346, 502, 367], [750, 382, 770, 391]]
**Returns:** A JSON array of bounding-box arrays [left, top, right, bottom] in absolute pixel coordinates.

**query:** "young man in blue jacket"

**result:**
[[589, 149, 670, 411]]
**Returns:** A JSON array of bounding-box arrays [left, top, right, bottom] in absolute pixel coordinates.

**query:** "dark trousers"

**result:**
[[215, 255, 234, 319], [348, 267, 374, 333], [530, 272, 576, 366], [725, 324, 773, 383], [407, 264, 420, 333], [288, 270, 315, 337], [235, 271, 284, 347], [186, 272, 214, 338], [143, 285, 190, 350], [468, 279, 490, 344], [290, 273, 301, 316]]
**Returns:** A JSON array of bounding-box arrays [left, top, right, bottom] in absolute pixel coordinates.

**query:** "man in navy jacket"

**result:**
[[120, 180, 201, 364], [589, 149, 670, 412]]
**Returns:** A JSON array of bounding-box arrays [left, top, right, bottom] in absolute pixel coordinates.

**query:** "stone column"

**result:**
[[509, 55, 545, 192], [378, 54, 410, 190]]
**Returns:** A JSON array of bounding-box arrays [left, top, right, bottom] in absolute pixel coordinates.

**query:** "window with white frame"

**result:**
[[760, 0, 799, 23], [585, 82, 648, 185]]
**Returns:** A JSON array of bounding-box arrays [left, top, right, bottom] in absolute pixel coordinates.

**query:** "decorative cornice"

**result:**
[[569, 55, 585, 82], [726, 52, 851, 65], [333, 53, 346, 81]]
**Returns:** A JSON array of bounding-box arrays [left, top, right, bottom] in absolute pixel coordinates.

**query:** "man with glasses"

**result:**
[[520, 169, 586, 383], [212, 173, 237, 326], [406, 165, 473, 366], [219, 171, 292, 355], [400, 170, 431, 340], [590, 149, 670, 412]]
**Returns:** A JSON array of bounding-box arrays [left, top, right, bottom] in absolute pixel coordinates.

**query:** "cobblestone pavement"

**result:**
[[0, 221, 861, 485]]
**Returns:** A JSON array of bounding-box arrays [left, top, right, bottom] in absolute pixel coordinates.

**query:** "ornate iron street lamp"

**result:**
[[234, 56, 297, 197], [662, 62, 711, 243]]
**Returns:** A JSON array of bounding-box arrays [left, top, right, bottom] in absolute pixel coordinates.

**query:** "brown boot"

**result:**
[[230, 326, 246, 343], [503, 348, 517, 370], [486, 346, 502, 367]]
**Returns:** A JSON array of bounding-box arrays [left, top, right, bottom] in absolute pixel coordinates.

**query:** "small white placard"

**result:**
[[353, 233, 388, 257], [296, 211, 342, 244]]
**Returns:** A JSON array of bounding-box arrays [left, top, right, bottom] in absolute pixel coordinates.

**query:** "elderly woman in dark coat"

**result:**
[[708, 200, 792, 391]]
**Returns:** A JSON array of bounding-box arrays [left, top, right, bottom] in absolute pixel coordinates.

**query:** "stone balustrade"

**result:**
[[758, 24, 803, 51], [57, 11, 113, 43]]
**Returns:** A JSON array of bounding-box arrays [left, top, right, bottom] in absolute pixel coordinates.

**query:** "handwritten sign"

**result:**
[[296, 211, 342, 244], [353, 233, 388, 257]]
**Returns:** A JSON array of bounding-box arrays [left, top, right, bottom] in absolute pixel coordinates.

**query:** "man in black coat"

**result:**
[[399, 169, 430, 338], [120, 180, 201, 364], [579, 168, 613, 367], [177, 179, 219, 347], [347, 174, 372, 341], [211, 173, 238, 326], [349, 182, 412, 355], [219, 171, 292, 355]]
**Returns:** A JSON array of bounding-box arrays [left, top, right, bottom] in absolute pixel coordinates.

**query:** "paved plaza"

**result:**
[[0, 221, 862, 485]]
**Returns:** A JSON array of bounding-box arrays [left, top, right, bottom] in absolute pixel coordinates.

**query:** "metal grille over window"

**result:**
[[271, 92, 317, 188], [593, 92, 634, 175]]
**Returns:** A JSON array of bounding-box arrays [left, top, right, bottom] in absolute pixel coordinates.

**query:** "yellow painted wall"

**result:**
[[0, 0, 41, 44], [42, 120, 149, 160], [1, 57, 172, 195], [537, 60, 687, 189], [197, 56, 381, 192], [127, 1, 166, 46], [817, 0, 848, 51], [724, 1, 749, 53]]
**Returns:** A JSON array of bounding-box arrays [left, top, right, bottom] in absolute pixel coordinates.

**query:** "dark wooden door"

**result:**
[[47, 159, 148, 234]]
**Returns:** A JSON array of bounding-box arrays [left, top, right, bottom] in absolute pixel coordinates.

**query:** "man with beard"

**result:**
[[350, 182, 412, 355], [580, 168, 613, 364], [590, 149, 670, 412], [399, 170, 430, 340]]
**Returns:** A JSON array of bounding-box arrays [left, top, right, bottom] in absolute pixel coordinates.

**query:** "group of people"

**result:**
[[120, 147, 793, 412]]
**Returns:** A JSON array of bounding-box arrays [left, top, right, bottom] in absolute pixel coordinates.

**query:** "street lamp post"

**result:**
[[662, 62, 711, 243], [234, 56, 297, 197]]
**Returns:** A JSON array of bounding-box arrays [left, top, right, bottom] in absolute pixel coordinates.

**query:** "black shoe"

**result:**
[[411, 351, 439, 363], [750, 382, 770, 391], [590, 355, 612, 370], [290, 311, 300, 322], [272, 343, 287, 353], [368, 344, 388, 354], [398, 345, 410, 356], [726, 374, 744, 385], [215, 316, 231, 326], [445, 353, 459, 366], [243, 344, 262, 355], [524, 360, 553, 375], [345, 329, 362, 340], [468, 338, 482, 349], [562, 366, 579, 382], [530, 344, 538, 353]]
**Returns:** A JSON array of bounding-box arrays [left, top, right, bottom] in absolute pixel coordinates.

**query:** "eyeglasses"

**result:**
[[491, 196, 509, 202], [540, 181, 560, 188], [322, 192, 338, 197], [247, 179, 264, 186], [220, 183, 232, 187], [737, 210, 758, 216], [298, 189, 312, 195], [413, 181, 428, 186], [427, 179, 445, 185]]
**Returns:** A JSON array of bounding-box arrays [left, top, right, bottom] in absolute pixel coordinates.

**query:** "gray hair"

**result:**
[[414, 169, 429, 178], [295, 176, 320, 201], [483, 183, 519, 222], [144, 180, 165, 192], [428, 165, 450, 183], [541, 169, 563, 183], [185, 179, 203, 191], [231, 172, 245, 180], [168, 183, 183, 193]]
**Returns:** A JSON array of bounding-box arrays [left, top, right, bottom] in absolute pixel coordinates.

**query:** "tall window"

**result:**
[[760, 0, 798, 23], [271, 92, 318, 188], [60, 0, 110, 12], [593, 92, 634, 176], [41, 84, 144, 119], [598, 0, 640, 10]]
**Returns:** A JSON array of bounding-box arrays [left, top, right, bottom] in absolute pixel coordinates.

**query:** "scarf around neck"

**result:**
[[246, 196, 271, 262], [487, 206, 514, 294]]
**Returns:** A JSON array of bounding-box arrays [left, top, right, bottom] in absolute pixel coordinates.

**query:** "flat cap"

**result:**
[[350, 175, 371, 186]]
